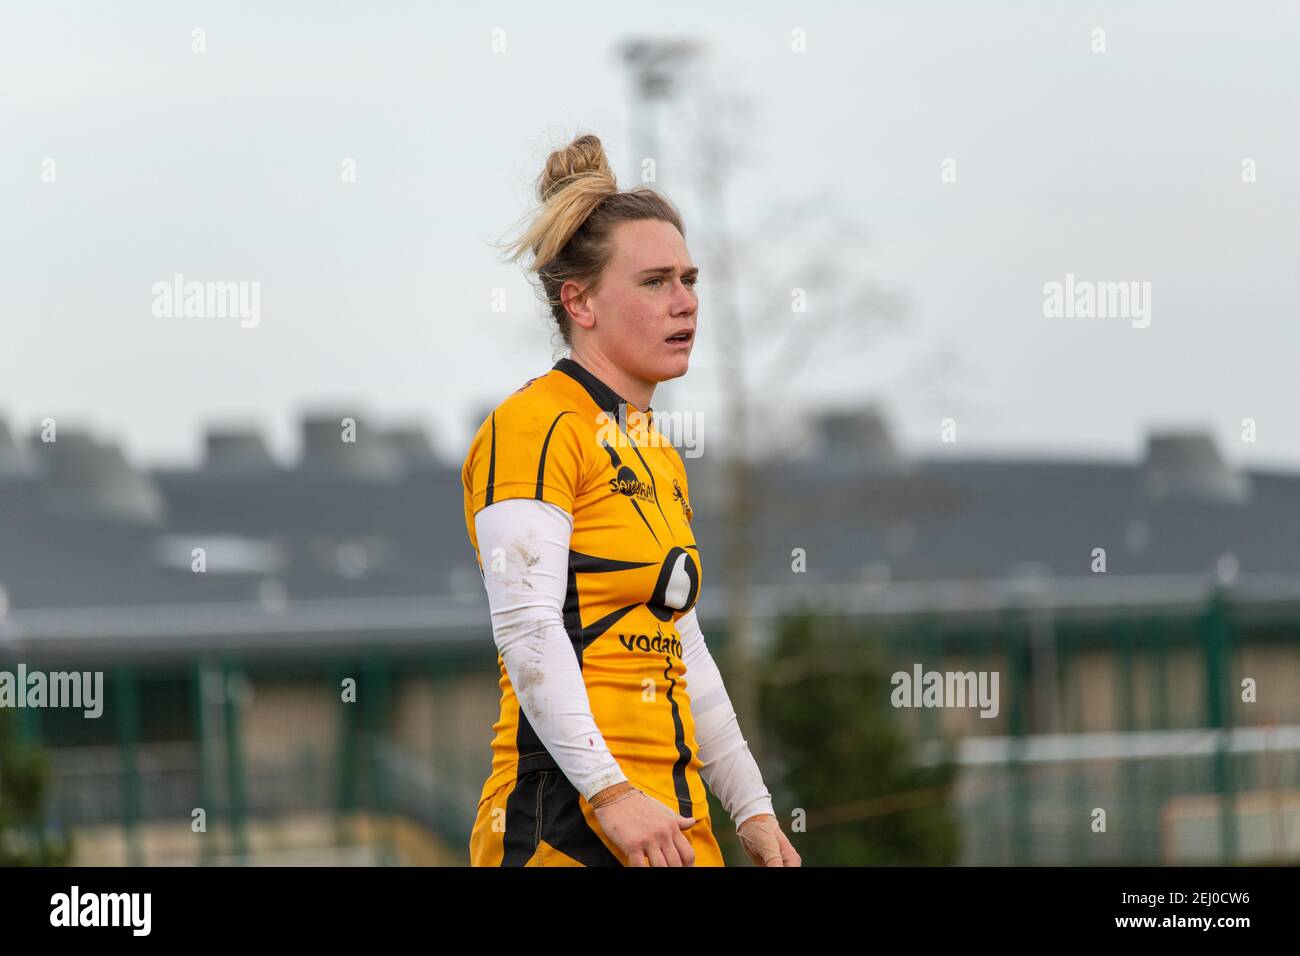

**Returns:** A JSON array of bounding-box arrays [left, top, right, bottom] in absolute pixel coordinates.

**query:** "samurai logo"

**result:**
[[601, 440, 654, 502], [608, 468, 654, 502]]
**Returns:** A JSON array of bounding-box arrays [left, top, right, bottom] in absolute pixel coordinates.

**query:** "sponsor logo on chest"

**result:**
[[608, 465, 655, 502], [617, 625, 682, 660]]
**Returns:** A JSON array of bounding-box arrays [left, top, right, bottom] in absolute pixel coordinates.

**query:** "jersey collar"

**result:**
[[553, 357, 654, 425]]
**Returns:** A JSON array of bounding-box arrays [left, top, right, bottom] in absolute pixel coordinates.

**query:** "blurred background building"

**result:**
[[1, 409, 1296, 865]]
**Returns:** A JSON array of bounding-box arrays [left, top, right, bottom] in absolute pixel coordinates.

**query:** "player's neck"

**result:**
[[566, 351, 654, 413]]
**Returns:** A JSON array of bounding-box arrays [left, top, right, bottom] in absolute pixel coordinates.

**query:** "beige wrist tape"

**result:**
[[589, 781, 637, 810]]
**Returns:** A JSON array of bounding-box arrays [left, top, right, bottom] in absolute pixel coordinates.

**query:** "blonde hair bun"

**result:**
[[538, 133, 617, 203]]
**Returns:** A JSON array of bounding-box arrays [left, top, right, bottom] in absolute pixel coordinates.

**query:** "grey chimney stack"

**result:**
[[204, 427, 278, 474], [813, 408, 906, 473], [30, 429, 166, 524], [1142, 430, 1249, 503], [297, 412, 405, 481], [383, 425, 437, 469]]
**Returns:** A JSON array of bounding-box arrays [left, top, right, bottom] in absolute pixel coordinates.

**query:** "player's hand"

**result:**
[[736, 813, 801, 867], [590, 782, 697, 867]]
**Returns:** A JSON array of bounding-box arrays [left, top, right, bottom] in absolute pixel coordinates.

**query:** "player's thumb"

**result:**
[[678, 815, 698, 829]]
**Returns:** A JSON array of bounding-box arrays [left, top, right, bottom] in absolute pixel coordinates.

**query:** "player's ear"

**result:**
[[560, 279, 596, 331]]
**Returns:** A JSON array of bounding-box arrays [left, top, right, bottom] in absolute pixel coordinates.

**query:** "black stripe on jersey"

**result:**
[[600, 439, 622, 471], [564, 552, 638, 655], [500, 770, 622, 867], [662, 656, 694, 819], [569, 551, 654, 573], [686, 544, 699, 550], [536, 411, 574, 500], [579, 602, 641, 653], [499, 769, 545, 865], [514, 711, 561, 777], [485, 412, 498, 506], [563, 560, 585, 664], [622, 430, 676, 543], [629, 499, 660, 546], [539, 771, 623, 866]]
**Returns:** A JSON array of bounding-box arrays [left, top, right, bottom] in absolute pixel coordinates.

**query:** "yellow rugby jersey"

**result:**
[[462, 357, 709, 835]]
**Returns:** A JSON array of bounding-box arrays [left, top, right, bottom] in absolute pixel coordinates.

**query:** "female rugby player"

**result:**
[[461, 133, 799, 867]]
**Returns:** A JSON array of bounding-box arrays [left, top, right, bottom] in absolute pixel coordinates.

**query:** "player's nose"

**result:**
[[671, 279, 696, 314]]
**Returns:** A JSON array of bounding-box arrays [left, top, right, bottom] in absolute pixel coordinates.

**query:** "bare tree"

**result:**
[[659, 62, 910, 764]]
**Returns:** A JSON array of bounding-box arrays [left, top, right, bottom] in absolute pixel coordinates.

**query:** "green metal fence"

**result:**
[[8, 584, 1298, 865]]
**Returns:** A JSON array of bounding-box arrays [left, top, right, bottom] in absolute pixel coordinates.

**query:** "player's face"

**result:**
[[588, 219, 698, 387]]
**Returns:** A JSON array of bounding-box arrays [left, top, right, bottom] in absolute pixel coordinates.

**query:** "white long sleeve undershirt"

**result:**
[[474, 497, 774, 828], [678, 604, 776, 829]]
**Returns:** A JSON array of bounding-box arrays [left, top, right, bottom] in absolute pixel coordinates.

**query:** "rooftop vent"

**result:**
[[297, 412, 406, 482], [810, 407, 905, 473], [1142, 430, 1249, 504], [383, 425, 437, 469], [29, 429, 166, 524], [204, 427, 278, 475]]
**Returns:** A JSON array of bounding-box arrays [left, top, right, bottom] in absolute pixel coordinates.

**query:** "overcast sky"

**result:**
[[3, 1, 1297, 471]]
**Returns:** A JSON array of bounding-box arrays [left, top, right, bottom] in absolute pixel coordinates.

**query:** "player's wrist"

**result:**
[[590, 780, 637, 809], [728, 792, 775, 828]]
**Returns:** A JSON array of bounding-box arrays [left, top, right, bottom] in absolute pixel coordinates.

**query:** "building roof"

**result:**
[[2, 415, 1297, 657]]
